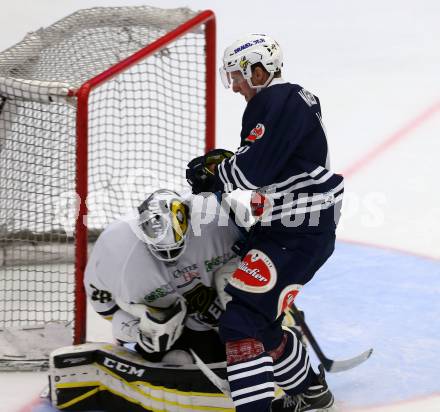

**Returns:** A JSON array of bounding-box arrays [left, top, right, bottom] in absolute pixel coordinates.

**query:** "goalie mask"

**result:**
[[220, 33, 283, 89], [138, 189, 189, 262]]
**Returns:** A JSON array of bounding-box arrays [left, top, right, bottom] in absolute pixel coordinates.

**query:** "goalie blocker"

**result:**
[[48, 343, 234, 411]]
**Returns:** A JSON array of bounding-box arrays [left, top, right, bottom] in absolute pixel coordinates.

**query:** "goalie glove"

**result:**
[[186, 149, 234, 194], [136, 299, 187, 353]]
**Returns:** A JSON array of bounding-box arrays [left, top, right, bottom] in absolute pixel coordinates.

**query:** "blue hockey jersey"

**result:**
[[214, 80, 344, 235]]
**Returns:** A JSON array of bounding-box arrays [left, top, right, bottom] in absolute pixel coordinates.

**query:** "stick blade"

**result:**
[[324, 348, 373, 373]]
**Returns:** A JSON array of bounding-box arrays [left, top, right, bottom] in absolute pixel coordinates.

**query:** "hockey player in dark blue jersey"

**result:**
[[187, 33, 343, 411]]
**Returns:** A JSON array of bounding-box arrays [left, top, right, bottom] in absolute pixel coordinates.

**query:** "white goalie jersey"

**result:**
[[84, 194, 242, 340]]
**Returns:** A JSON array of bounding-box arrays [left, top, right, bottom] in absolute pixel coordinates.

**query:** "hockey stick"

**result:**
[[189, 349, 231, 396], [289, 303, 373, 373], [213, 192, 373, 372]]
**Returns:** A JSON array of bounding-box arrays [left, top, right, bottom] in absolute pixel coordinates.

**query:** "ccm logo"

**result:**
[[103, 357, 145, 377]]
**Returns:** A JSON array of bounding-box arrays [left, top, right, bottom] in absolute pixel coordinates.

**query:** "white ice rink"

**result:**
[[1, 0, 439, 411]]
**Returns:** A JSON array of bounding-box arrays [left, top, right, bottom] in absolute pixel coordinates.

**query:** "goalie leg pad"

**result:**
[[49, 343, 234, 411]]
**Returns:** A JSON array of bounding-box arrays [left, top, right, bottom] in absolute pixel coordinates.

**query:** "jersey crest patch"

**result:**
[[277, 284, 302, 317], [229, 249, 277, 293], [183, 284, 223, 326], [245, 123, 265, 143]]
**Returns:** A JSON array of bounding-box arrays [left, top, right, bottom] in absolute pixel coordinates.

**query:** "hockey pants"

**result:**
[[219, 231, 335, 411]]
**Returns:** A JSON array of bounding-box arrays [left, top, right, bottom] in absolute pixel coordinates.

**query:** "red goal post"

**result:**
[[0, 6, 216, 369], [74, 8, 216, 346]]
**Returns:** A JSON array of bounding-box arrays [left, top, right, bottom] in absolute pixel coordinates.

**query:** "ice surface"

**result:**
[[298, 241, 440, 408], [18, 241, 440, 411]]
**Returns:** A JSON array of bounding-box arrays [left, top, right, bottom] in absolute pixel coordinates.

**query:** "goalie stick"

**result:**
[[189, 349, 231, 396], [191, 305, 373, 396], [289, 303, 373, 373]]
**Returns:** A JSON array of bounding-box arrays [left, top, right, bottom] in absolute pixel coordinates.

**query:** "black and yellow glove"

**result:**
[[204, 148, 234, 168], [186, 149, 234, 194]]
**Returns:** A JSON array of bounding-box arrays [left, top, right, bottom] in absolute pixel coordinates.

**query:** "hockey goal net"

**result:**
[[0, 6, 215, 369]]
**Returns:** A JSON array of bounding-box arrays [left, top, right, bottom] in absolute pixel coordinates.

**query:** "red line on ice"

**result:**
[[17, 397, 41, 412], [341, 101, 440, 178]]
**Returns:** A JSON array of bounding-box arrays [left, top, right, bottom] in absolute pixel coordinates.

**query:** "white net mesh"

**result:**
[[0, 6, 210, 366], [0, 6, 199, 89]]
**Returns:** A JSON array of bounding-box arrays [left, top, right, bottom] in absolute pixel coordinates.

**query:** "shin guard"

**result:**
[[270, 328, 315, 395], [226, 338, 275, 411]]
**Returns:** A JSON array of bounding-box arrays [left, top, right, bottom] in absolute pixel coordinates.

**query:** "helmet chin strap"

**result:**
[[246, 72, 274, 91]]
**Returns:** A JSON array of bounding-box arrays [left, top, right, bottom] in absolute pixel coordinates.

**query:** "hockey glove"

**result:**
[[186, 155, 215, 194], [186, 149, 234, 194], [136, 299, 187, 353], [204, 148, 234, 167]]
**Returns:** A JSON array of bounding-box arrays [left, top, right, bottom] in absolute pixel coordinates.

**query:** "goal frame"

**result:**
[[73, 10, 216, 345]]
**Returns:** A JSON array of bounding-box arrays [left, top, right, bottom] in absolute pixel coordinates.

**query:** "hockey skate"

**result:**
[[271, 365, 334, 412]]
